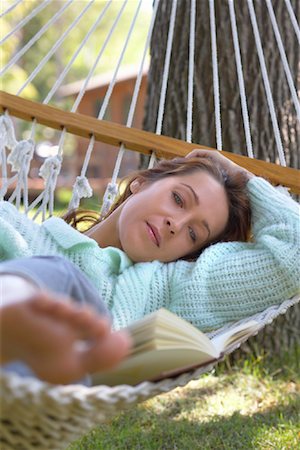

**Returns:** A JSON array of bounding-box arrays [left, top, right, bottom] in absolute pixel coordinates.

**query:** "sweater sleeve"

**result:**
[[0, 201, 33, 260], [164, 177, 300, 331]]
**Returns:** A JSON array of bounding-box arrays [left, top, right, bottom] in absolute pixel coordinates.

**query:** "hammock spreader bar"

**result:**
[[1, 91, 299, 194]]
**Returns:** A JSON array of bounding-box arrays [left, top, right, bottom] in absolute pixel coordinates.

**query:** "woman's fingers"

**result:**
[[185, 148, 216, 159], [186, 148, 253, 179], [186, 148, 231, 165], [186, 148, 237, 171]]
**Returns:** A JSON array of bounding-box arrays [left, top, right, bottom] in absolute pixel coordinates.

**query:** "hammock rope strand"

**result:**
[[148, 0, 178, 169], [265, 0, 300, 121], [71, 0, 125, 113], [228, 0, 253, 158], [0, 0, 74, 76], [0, 0, 51, 45], [284, 0, 300, 45], [155, 0, 178, 137], [26, 1, 118, 216], [16, 0, 95, 96], [69, 0, 143, 212], [43, 5, 109, 105], [247, 0, 286, 166], [68, 0, 136, 211], [209, 0, 222, 150], [100, 0, 160, 216], [0, 113, 18, 200], [186, 0, 196, 143], [0, 0, 23, 19]]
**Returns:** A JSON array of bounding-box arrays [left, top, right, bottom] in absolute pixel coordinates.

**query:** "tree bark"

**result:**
[[143, 0, 300, 356], [144, 0, 299, 166]]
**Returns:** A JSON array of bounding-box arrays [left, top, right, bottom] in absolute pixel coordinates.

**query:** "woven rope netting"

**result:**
[[0, 1, 299, 449]]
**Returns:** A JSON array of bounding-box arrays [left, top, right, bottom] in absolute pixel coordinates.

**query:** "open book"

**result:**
[[92, 308, 260, 386]]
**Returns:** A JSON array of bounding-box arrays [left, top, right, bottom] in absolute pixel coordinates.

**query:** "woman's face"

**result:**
[[117, 170, 229, 263]]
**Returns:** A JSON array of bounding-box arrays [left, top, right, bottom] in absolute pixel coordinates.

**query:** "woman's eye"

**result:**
[[189, 227, 197, 243], [173, 192, 183, 207]]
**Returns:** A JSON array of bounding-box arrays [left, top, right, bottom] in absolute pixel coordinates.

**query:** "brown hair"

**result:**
[[63, 157, 252, 261]]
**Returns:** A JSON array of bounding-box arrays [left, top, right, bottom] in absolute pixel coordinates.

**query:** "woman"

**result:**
[[66, 149, 251, 263], [0, 149, 299, 382]]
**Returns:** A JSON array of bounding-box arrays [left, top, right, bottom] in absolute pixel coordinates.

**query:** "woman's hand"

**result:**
[[185, 149, 254, 180]]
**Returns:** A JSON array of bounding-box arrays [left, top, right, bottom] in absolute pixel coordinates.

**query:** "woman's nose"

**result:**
[[165, 216, 185, 235], [166, 219, 175, 234]]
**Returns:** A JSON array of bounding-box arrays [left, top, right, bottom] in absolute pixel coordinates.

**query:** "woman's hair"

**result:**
[[63, 156, 252, 261]]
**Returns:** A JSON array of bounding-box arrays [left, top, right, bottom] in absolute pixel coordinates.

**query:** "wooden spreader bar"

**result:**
[[1, 91, 299, 194]]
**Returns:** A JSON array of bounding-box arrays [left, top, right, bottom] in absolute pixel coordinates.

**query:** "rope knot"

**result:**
[[68, 176, 93, 210], [106, 182, 119, 197], [39, 155, 62, 181], [100, 181, 119, 217], [7, 139, 35, 171], [0, 114, 17, 150], [73, 175, 93, 198]]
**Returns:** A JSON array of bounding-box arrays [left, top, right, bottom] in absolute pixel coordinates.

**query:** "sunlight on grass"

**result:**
[[69, 350, 300, 449], [148, 372, 298, 422]]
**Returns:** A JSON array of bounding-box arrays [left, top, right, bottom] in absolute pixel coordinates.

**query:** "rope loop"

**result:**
[[39, 155, 62, 182], [7, 139, 35, 172], [0, 113, 18, 200], [0, 114, 17, 150], [74, 175, 93, 198], [100, 181, 119, 218], [30, 155, 62, 220], [68, 175, 93, 210]]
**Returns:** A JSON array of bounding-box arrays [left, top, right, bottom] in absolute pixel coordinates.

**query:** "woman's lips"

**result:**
[[146, 222, 161, 247]]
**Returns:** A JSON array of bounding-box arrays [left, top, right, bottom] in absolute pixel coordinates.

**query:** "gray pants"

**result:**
[[0, 255, 109, 384]]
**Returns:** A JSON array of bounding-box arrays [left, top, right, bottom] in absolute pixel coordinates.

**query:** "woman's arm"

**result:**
[[166, 151, 299, 331]]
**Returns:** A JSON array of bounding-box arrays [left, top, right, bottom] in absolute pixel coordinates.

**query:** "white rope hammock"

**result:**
[[0, 0, 299, 448]]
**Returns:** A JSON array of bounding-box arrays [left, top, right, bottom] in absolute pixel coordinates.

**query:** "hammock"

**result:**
[[0, 1, 299, 448]]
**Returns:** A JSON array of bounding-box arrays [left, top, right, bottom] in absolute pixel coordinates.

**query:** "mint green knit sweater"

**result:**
[[0, 177, 299, 331]]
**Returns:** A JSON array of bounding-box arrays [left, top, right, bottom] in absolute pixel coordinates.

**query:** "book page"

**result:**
[[211, 320, 260, 353], [92, 347, 218, 386], [92, 311, 260, 386], [128, 308, 218, 356]]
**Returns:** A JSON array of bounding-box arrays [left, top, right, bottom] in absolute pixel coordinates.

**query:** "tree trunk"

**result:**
[[143, 0, 300, 356]]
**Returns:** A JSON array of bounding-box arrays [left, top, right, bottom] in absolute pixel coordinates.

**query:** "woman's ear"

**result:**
[[129, 178, 142, 194]]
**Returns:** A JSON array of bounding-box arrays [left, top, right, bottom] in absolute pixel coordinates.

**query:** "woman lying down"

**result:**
[[0, 149, 299, 384]]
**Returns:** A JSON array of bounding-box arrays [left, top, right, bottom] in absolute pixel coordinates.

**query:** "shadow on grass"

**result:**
[[215, 345, 300, 382], [69, 394, 300, 450], [69, 347, 300, 449]]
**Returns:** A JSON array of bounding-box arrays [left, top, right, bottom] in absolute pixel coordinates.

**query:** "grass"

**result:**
[[68, 348, 300, 450], [19, 189, 101, 223]]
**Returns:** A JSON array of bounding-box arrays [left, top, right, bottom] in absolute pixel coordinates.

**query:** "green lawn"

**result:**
[[69, 349, 300, 450]]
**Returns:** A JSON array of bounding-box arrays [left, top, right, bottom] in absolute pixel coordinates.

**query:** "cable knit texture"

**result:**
[[0, 177, 299, 331]]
